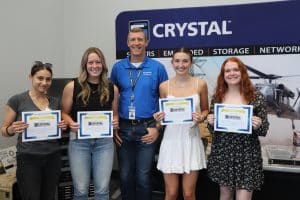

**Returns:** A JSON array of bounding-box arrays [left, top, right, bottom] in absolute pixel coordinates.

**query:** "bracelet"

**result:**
[[6, 126, 15, 137]]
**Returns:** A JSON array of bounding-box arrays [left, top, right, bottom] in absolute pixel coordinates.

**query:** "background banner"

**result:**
[[116, 1, 300, 58], [115, 1, 300, 147]]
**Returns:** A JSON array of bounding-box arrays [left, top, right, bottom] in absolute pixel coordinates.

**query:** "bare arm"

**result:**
[[112, 85, 119, 127], [159, 81, 168, 98], [144, 81, 168, 144], [199, 79, 209, 118], [1, 105, 28, 137], [61, 81, 79, 132], [192, 79, 209, 123], [153, 81, 167, 121], [112, 85, 122, 146]]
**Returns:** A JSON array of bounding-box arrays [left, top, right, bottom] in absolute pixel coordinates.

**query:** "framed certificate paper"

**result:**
[[22, 110, 61, 142], [214, 104, 253, 134], [77, 111, 113, 139], [159, 97, 195, 125]]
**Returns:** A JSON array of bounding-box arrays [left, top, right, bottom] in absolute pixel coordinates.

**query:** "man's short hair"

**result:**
[[129, 27, 148, 41]]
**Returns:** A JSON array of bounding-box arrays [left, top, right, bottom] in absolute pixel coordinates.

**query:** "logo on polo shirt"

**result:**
[[143, 71, 152, 76]]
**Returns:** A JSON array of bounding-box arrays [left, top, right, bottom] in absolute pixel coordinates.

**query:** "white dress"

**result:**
[[157, 93, 207, 174]]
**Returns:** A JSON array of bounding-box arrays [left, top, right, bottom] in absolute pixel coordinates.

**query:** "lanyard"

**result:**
[[128, 68, 142, 103]]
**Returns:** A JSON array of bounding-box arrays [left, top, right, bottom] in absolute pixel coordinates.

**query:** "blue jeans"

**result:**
[[68, 138, 114, 200], [117, 120, 157, 200]]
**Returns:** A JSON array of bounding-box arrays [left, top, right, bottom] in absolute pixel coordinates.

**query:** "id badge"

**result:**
[[128, 105, 136, 119]]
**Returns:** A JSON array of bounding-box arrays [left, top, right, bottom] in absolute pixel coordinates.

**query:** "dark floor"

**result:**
[[12, 169, 300, 200], [11, 170, 165, 200], [110, 189, 164, 200], [109, 170, 165, 200]]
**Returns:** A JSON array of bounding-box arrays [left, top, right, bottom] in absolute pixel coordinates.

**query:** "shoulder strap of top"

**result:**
[[109, 81, 114, 103], [72, 78, 80, 102]]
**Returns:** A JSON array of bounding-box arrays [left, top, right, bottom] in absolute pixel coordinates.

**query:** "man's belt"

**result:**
[[120, 117, 155, 126]]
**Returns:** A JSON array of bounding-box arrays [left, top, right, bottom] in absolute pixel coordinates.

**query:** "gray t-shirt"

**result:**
[[7, 91, 61, 155]]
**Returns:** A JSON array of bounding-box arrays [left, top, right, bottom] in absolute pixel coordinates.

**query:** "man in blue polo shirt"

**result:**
[[110, 27, 168, 200]]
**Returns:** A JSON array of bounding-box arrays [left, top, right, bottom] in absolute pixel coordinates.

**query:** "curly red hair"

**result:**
[[213, 57, 255, 103]]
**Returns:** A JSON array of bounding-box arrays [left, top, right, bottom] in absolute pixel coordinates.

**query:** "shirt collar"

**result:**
[[124, 56, 149, 69]]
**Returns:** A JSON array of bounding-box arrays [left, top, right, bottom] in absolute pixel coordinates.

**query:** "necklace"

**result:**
[[91, 89, 98, 94], [29, 91, 49, 110], [88, 82, 99, 94]]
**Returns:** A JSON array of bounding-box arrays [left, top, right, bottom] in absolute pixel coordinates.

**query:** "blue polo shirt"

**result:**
[[110, 56, 168, 119]]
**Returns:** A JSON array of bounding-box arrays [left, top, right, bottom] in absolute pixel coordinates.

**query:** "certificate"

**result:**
[[159, 97, 195, 125], [22, 110, 61, 142], [77, 111, 113, 139], [214, 104, 253, 134]]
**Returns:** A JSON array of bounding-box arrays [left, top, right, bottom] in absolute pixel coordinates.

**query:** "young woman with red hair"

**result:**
[[207, 57, 269, 200]]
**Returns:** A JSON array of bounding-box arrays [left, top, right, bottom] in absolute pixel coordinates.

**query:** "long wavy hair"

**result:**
[[77, 47, 109, 106], [213, 57, 255, 103]]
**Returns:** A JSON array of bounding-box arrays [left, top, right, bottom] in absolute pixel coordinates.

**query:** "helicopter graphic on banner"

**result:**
[[246, 65, 300, 120], [188, 58, 300, 120]]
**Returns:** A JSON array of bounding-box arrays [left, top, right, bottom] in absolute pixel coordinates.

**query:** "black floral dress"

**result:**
[[207, 91, 269, 191]]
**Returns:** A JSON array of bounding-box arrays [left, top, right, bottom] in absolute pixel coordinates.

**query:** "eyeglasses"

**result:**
[[33, 61, 53, 68]]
